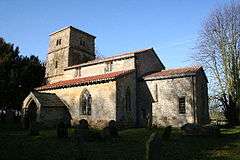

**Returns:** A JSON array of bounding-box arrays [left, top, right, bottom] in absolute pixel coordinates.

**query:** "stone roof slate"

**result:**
[[36, 69, 135, 91], [32, 91, 66, 107], [143, 66, 203, 80]]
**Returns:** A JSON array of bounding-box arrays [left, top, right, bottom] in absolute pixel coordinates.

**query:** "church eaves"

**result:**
[[65, 48, 154, 70], [143, 66, 203, 80], [36, 69, 135, 91]]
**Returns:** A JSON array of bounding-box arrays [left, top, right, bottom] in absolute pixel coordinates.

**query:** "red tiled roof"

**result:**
[[65, 48, 153, 70], [36, 69, 135, 91], [143, 66, 202, 79]]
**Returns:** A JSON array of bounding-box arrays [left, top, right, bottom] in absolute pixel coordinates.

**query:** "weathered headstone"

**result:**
[[102, 120, 119, 140], [162, 125, 172, 140], [181, 123, 220, 136], [108, 120, 119, 137], [57, 121, 68, 138], [146, 131, 161, 160], [181, 123, 201, 136], [200, 124, 220, 136], [74, 119, 89, 142]]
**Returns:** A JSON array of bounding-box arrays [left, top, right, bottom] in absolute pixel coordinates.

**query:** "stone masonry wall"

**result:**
[[135, 49, 165, 127], [46, 27, 95, 83], [196, 71, 209, 124], [39, 107, 67, 128], [147, 77, 195, 127], [135, 50, 165, 78], [46, 28, 71, 83], [69, 28, 95, 57], [116, 72, 136, 128], [62, 58, 135, 80], [81, 57, 135, 78], [136, 81, 153, 127], [40, 81, 117, 128]]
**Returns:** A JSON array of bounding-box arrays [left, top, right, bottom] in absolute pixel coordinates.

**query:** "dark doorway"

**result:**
[[23, 100, 38, 129]]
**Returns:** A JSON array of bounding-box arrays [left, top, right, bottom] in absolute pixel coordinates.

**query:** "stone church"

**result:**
[[22, 26, 209, 128]]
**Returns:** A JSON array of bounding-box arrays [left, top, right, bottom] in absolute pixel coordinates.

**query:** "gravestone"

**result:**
[[181, 123, 220, 136], [108, 120, 119, 137], [146, 132, 161, 160], [102, 120, 119, 140], [202, 124, 220, 136], [181, 123, 201, 136], [161, 125, 172, 140], [57, 121, 68, 138], [74, 119, 89, 142]]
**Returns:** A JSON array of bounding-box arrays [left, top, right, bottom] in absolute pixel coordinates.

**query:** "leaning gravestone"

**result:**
[[57, 121, 68, 138], [75, 119, 89, 142], [146, 131, 161, 160], [161, 125, 172, 141]]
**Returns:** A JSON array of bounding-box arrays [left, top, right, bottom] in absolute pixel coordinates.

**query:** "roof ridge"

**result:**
[[111, 47, 153, 57], [143, 65, 203, 80], [66, 48, 153, 69], [163, 65, 202, 71]]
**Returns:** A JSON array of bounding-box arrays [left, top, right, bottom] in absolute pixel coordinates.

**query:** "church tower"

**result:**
[[45, 26, 96, 82]]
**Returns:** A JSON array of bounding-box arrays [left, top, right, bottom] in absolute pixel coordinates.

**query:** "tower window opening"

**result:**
[[56, 39, 62, 46], [55, 61, 58, 68], [80, 39, 86, 47]]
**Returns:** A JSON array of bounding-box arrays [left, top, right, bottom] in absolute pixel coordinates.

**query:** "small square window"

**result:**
[[104, 61, 113, 73], [179, 97, 186, 114]]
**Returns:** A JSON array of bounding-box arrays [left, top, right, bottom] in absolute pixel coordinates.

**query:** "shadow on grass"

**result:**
[[0, 122, 239, 160]]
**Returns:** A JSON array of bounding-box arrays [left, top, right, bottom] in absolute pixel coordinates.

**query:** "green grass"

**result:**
[[0, 123, 239, 160]]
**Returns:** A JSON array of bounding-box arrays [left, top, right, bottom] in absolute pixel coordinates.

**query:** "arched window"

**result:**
[[80, 89, 92, 115], [125, 87, 131, 111]]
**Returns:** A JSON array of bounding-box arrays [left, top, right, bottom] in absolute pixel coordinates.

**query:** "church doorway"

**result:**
[[24, 100, 38, 129]]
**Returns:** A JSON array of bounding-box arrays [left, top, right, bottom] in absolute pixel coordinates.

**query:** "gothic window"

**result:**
[[125, 87, 131, 111], [80, 89, 92, 115], [104, 61, 113, 73], [179, 97, 186, 114]]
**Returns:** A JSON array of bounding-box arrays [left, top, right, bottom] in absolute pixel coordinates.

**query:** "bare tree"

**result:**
[[95, 47, 105, 60], [195, 2, 240, 125]]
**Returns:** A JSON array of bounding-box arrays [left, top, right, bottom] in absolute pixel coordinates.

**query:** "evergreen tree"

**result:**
[[0, 38, 45, 110]]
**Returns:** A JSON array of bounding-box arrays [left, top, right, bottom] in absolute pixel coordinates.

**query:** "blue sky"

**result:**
[[0, 0, 230, 68]]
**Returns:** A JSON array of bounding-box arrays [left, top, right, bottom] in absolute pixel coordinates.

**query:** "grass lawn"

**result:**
[[0, 123, 239, 160]]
